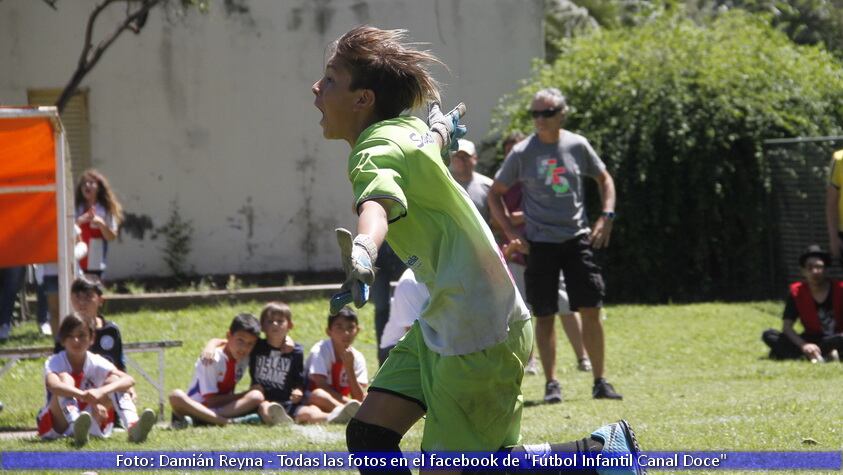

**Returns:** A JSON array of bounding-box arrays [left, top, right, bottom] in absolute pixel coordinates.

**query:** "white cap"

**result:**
[[454, 139, 476, 156]]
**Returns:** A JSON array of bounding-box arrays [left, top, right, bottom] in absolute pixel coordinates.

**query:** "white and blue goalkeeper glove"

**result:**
[[428, 101, 467, 165], [330, 228, 378, 316]]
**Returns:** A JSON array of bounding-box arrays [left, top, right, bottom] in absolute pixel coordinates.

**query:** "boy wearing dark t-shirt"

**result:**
[[249, 302, 303, 421], [55, 278, 125, 371]]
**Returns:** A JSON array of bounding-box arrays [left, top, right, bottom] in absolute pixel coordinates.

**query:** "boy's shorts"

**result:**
[[37, 405, 114, 440], [369, 317, 533, 451]]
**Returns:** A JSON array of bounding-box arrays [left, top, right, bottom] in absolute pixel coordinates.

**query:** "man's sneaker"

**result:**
[[524, 356, 539, 375], [128, 408, 156, 443], [544, 380, 563, 404], [328, 400, 361, 424], [593, 378, 623, 400], [40, 322, 53, 336], [266, 402, 294, 426], [170, 414, 193, 430], [0, 323, 10, 342], [590, 419, 646, 475], [578, 357, 592, 372], [828, 350, 840, 362], [73, 412, 92, 446]]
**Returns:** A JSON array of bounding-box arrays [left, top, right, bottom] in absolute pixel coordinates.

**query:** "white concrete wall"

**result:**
[[0, 0, 543, 279]]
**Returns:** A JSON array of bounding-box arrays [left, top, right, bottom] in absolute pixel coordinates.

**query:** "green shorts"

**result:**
[[370, 317, 533, 451]]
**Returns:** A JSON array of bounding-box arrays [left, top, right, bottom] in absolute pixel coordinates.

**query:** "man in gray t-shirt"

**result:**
[[489, 87, 622, 402], [450, 138, 493, 223]]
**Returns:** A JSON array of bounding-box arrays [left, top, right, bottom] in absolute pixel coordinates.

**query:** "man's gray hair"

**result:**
[[533, 87, 569, 114]]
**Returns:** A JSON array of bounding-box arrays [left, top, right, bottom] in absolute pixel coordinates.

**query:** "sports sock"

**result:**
[[58, 396, 81, 424], [230, 413, 262, 424], [109, 391, 139, 428]]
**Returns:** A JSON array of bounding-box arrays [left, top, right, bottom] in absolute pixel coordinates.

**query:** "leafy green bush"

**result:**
[[493, 11, 843, 302]]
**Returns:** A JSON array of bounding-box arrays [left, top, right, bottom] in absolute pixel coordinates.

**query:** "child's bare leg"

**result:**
[[168, 389, 229, 426], [294, 404, 331, 424], [307, 388, 343, 412], [213, 389, 264, 419]]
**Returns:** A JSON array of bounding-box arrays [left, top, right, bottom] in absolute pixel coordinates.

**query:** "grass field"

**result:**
[[0, 298, 841, 474]]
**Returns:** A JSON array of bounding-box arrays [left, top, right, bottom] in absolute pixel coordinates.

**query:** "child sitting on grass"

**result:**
[[37, 313, 155, 446], [299, 307, 367, 424], [169, 313, 286, 427]]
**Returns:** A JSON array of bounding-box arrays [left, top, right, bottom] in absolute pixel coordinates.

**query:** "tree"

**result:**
[[548, 1, 843, 60], [495, 12, 843, 302], [38, 0, 209, 113]]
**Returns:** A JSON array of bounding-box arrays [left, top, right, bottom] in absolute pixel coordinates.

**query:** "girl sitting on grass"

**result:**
[[37, 313, 155, 446]]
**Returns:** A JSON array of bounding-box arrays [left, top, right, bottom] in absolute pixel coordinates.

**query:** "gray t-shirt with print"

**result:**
[[457, 171, 493, 223], [495, 132, 606, 243]]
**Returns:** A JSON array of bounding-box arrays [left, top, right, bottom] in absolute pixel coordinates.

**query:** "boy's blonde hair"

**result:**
[[332, 26, 442, 120], [259, 301, 292, 327]]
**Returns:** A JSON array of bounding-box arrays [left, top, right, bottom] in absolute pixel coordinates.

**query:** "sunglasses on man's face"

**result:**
[[530, 107, 561, 119]]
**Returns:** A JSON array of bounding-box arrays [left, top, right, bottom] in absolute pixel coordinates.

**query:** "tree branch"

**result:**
[[57, 0, 163, 113]]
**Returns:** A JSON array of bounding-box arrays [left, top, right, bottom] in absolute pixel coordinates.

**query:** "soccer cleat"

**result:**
[[578, 357, 593, 372], [73, 412, 92, 446], [593, 379, 623, 400], [128, 408, 156, 443], [170, 414, 193, 430], [590, 419, 646, 475], [266, 402, 294, 426], [544, 380, 563, 404], [328, 400, 361, 424], [524, 356, 539, 375]]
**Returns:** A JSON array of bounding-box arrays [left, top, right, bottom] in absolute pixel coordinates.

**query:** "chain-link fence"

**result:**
[[765, 136, 843, 295]]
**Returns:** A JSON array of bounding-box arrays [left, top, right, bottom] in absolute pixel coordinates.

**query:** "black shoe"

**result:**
[[593, 378, 623, 400], [544, 379, 563, 403]]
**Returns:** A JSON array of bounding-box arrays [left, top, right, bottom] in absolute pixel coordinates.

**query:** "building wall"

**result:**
[[0, 0, 543, 278]]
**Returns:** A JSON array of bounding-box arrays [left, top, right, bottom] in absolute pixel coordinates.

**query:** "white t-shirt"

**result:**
[[43, 351, 116, 405], [381, 269, 429, 349], [305, 339, 368, 397], [186, 347, 248, 403]]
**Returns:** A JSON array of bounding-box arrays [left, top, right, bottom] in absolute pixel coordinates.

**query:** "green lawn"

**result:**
[[0, 299, 840, 474]]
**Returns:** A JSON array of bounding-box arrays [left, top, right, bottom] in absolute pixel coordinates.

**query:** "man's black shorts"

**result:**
[[525, 234, 605, 316]]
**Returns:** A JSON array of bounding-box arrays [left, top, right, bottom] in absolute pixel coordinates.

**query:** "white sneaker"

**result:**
[[128, 408, 156, 443], [328, 400, 361, 424], [266, 402, 294, 426], [40, 322, 52, 336], [0, 323, 10, 341], [73, 412, 92, 446], [524, 356, 539, 375], [829, 350, 840, 362]]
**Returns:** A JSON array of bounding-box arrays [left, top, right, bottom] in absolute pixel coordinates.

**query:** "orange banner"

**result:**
[[0, 116, 58, 266]]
